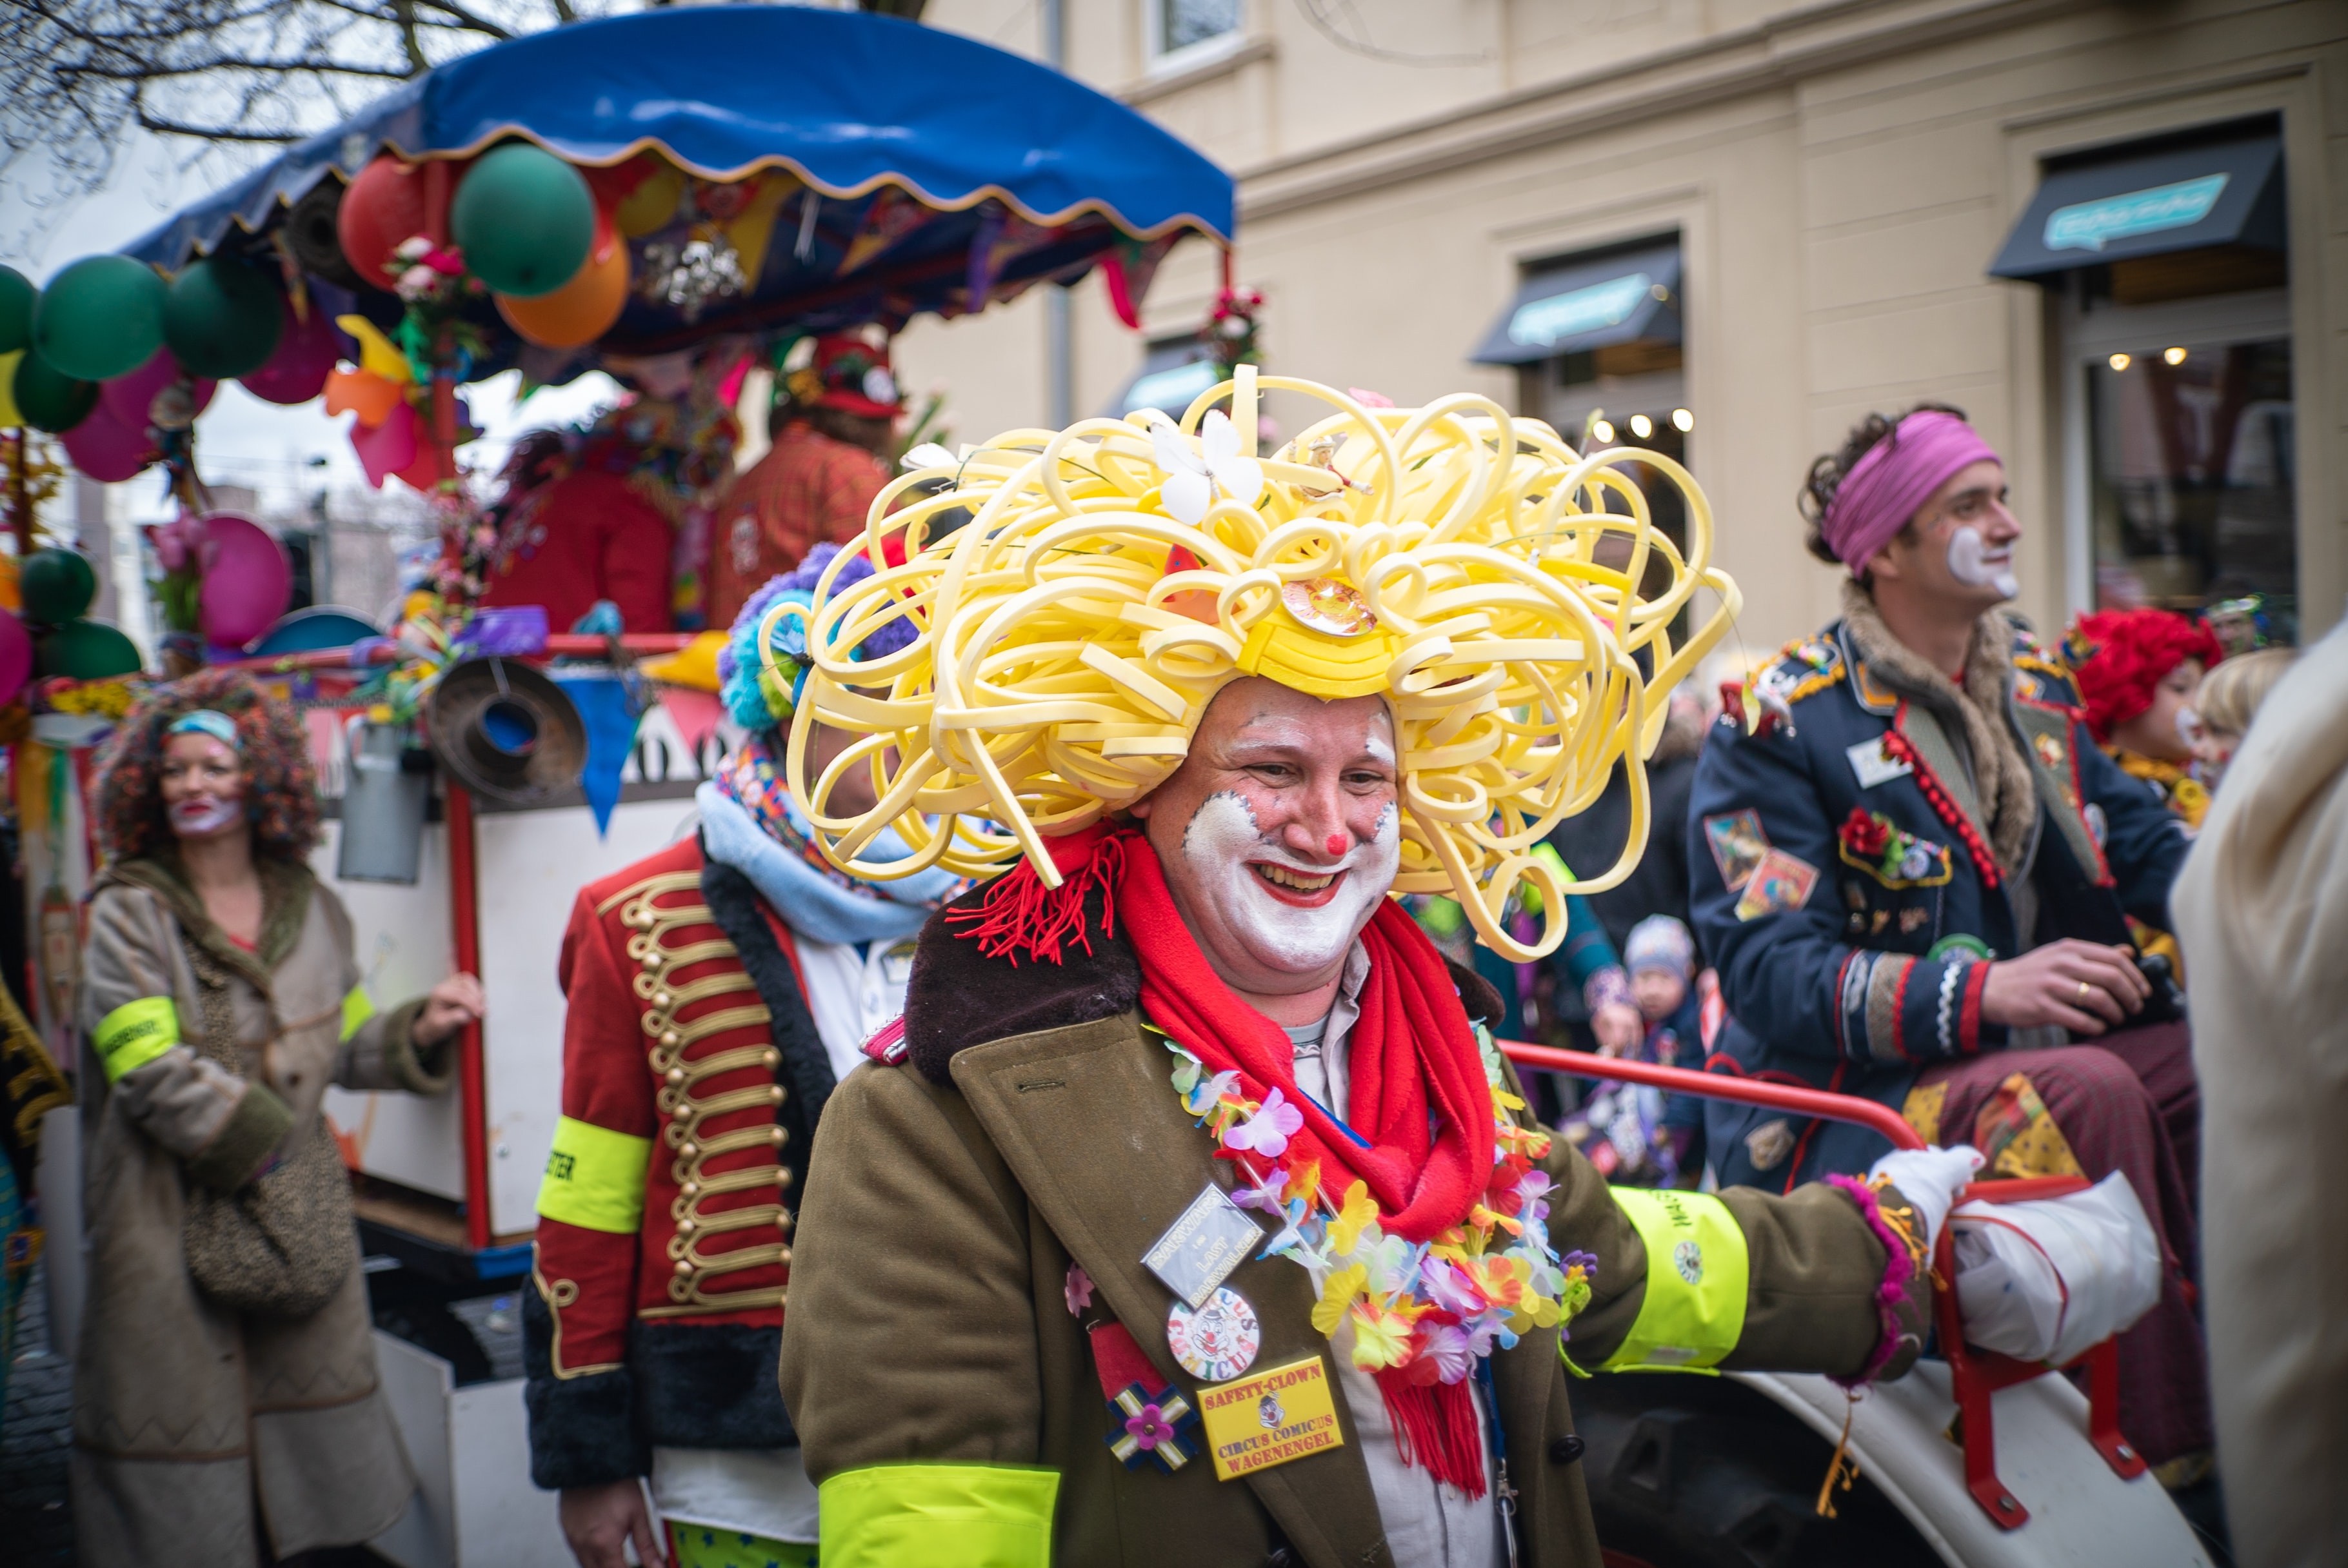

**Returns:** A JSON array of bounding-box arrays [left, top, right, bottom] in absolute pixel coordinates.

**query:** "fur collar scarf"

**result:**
[[1840, 581, 2038, 878], [99, 854, 315, 992]]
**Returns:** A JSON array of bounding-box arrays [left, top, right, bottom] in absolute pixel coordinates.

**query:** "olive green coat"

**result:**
[[778, 929, 1923, 1568], [72, 857, 441, 1567]]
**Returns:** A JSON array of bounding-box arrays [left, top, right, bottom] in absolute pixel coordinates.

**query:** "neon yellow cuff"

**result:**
[[94, 996, 181, 1082], [339, 984, 378, 1042], [534, 1115, 652, 1233], [1600, 1188, 1749, 1374], [819, 1464, 1057, 1568]]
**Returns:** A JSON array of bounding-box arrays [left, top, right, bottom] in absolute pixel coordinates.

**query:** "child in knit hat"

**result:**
[[1562, 914, 1704, 1186]]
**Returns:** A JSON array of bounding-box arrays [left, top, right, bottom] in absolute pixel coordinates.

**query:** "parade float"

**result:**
[[0, 8, 2205, 1565], [3, 8, 1229, 1561]]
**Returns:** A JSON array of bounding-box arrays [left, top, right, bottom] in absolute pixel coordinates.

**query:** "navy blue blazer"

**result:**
[[1685, 615, 2187, 1189]]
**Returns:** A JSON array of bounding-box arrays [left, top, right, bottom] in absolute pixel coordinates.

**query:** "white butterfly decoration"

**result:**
[[899, 442, 958, 471], [1147, 409, 1264, 526]]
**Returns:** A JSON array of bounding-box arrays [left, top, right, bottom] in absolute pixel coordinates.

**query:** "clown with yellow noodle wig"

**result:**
[[768, 370, 2007, 1568], [771, 367, 1734, 962]]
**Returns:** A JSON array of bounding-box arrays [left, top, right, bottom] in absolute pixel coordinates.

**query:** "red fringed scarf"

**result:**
[[950, 824, 1498, 1494]]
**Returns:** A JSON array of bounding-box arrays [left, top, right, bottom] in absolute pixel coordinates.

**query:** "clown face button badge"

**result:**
[[1167, 1286, 1260, 1383], [1280, 577, 1377, 637]]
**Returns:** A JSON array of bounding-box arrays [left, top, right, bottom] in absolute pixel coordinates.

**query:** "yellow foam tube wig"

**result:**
[[777, 367, 1737, 962]]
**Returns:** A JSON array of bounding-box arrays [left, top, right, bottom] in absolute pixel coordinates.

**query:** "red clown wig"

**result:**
[[2066, 608, 2223, 744]]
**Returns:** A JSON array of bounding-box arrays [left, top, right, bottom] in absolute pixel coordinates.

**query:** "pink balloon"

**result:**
[[352, 399, 420, 488], [59, 401, 159, 483], [100, 347, 216, 432], [239, 298, 339, 406], [0, 609, 30, 704], [195, 512, 292, 648]]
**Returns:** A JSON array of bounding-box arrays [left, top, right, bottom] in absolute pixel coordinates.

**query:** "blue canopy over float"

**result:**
[[121, 5, 1232, 365]]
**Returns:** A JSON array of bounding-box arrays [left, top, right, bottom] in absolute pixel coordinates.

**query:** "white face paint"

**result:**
[[1180, 792, 1401, 976], [168, 795, 243, 837], [1947, 524, 2018, 599]]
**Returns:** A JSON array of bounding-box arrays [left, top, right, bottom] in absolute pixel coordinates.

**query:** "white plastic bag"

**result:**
[[1949, 1171, 2162, 1366]]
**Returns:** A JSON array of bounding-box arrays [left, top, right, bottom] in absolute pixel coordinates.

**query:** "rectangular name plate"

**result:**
[[1199, 1355, 1344, 1482], [1142, 1182, 1263, 1310]]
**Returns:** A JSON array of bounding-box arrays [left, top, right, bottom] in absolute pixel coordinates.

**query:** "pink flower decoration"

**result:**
[[1349, 387, 1396, 409], [1419, 1323, 1477, 1385], [1126, 1404, 1175, 1449], [1064, 1262, 1093, 1316], [1515, 1170, 1555, 1224], [1223, 1086, 1303, 1158], [1231, 1169, 1288, 1214]]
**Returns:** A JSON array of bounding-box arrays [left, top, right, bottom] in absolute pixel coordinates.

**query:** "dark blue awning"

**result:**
[[1469, 244, 1679, 367], [1989, 132, 2283, 280], [115, 5, 1231, 362]]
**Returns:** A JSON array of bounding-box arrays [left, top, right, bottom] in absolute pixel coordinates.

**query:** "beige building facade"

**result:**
[[899, 0, 2347, 655]]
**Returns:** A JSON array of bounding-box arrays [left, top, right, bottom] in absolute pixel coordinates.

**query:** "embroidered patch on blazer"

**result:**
[[1704, 809, 1770, 892], [1744, 1118, 1796, 1171], [1733, 848, 1819, 920], [1846, 735, 1915, 790], [1835, 808, 1954, 889]]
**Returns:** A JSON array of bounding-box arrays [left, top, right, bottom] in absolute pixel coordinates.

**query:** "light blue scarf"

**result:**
[[694, 780, 955, 946]]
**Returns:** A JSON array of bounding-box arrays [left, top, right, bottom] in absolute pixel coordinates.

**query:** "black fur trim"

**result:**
[[903, 882, 1141, 1084], [631, 1320, 797, 1450], [521, 1286, 648, 1489], [699, 847, 831, 1195]]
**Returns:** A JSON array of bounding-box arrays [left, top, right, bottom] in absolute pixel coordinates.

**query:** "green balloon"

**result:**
[[21, 548, 97, 625], [36, 619, 143, 680], [31, 255, 167, 382], [12, 348, 99, 433], [163, 257, 284, 379], [451, 144, 593, 299], [0, 266, 34, 355]]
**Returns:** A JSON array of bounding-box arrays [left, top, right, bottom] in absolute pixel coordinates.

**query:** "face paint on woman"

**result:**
[[168, 795, 244, 837], [1946, 524, 2018, 599], [1181, 792, 1400, 975]]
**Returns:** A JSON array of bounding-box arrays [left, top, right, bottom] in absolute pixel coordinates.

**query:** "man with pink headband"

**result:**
[[1686, 405, 2216, 1493]]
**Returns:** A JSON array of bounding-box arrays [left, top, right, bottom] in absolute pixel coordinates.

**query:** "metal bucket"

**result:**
[[337, 715, 431, 884]]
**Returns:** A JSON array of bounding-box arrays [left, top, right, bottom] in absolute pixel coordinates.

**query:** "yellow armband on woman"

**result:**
[[94, 997, 181, 1082]]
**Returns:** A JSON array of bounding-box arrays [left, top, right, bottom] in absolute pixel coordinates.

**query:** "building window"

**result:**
[[1152, 0, 1241, 61], [2087, 338, 2296, 642]]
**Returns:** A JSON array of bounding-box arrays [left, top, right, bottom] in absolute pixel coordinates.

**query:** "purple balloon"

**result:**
[[0, 609, 30, 704], [239, 297, 339, 406], [99, 346, 217, 432], [197, 512, 293, 648], [59, 400, 158, 483]]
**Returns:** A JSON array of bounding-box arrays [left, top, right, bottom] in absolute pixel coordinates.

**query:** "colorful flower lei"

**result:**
[[1159, 1025, 1595, 1387]]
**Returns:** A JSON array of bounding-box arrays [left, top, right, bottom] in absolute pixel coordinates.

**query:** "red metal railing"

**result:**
[[1499, 1041, 2147, 1528]]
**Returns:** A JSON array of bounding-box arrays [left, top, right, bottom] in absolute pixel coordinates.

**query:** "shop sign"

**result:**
[[2044, 173, 2228, 253], [1507, 271, 1652, 350]]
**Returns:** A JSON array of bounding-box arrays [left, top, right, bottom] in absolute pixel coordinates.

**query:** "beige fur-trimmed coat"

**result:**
[[72, 856, 440, 1567]]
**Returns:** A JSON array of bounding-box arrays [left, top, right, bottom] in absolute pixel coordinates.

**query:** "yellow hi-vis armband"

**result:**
[[1598, 1187, 1750, 1374], [534, 1115, 652, 1234], [94, 997, 181, 1082], [339, 985, 377, 1042], [819, 1464, 1057, 1568]]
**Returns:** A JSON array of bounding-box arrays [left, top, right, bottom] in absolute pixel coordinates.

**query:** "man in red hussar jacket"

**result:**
[[522, 546, 959, 1568]]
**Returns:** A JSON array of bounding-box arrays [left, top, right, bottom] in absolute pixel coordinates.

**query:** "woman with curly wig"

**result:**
[[73, 669, 482, 1567]]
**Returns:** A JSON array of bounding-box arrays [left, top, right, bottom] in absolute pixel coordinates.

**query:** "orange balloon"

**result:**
[[496, 208, 630, 349], [324, 366, 405, 427]]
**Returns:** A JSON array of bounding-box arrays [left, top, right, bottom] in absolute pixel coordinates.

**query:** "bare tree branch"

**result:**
[[1, 0, 620, 246]]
